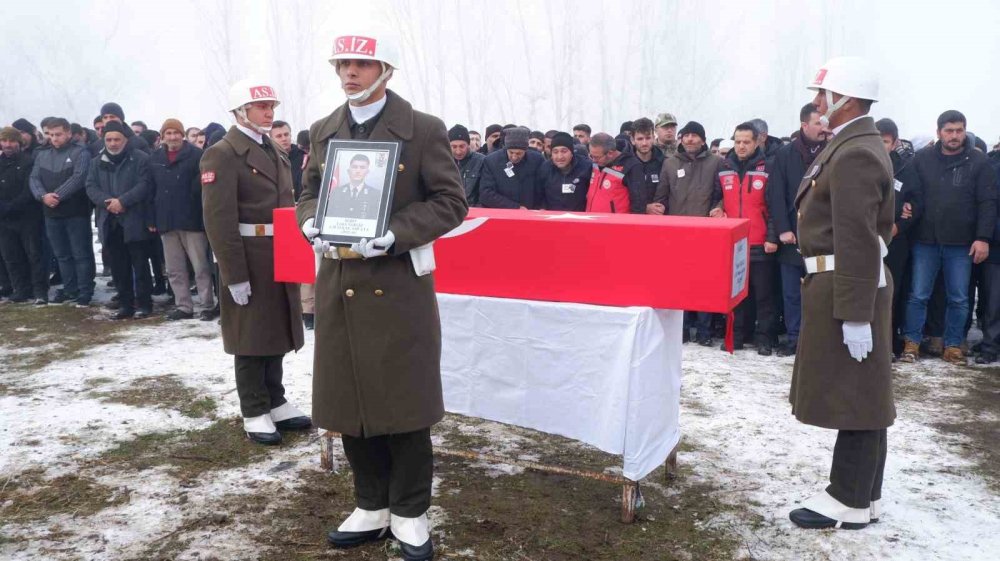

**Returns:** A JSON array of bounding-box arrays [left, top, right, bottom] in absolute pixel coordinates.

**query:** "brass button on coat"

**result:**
[[345, 289, 355, 297], [375, 289, 384, 297]]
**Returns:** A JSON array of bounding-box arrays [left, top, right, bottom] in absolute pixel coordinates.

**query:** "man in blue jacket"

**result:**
[[540, 132, 591, 211], [151, 118, 215, 321], [86, 120, 156, 319], [479, 127, 545, 210]]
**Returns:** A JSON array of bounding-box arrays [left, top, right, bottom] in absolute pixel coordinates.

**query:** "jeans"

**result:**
[[45, 215, 95, 302], [780, 262, 805, 344], [903, 242, 972, 348]]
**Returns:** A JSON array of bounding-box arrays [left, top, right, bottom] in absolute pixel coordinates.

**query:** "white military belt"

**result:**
[[803, 237, 889, 288], [238, 223, 273, 237]]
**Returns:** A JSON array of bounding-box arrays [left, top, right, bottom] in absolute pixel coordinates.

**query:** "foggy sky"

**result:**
[[4, 0, 1000, 145]]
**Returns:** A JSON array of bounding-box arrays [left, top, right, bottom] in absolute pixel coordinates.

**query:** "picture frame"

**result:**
[[314, 139, 400, 246]]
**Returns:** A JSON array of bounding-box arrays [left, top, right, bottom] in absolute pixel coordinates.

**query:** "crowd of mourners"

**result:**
[[2, 102, 999, 365]]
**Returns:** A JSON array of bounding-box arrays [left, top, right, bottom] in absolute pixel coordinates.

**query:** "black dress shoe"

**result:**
[[274, 416, 312, 431], [789, 508, 867, 530], [757, 344, 773, 357], [111, 309, 135, 320], [399, 538, 434, 561], [976, 352, 997, 364], [776, 341, 797, 357], [697, 336, 713, 347], [200, 306, 220, 321], [246, 430, 282, 445], [166, 308, 194, 321], [327, 526, 392, 548]]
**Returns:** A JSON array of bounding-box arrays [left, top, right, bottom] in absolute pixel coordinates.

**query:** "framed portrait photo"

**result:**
[[314, 139, 400, 246]]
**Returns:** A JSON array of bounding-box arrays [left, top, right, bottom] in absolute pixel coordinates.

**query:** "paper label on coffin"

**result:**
[[434, 209, 750, 313]]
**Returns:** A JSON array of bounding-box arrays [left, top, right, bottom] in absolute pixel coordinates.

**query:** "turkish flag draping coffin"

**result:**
[[273, 207, 316, 284], [435, 209, 750, 313]]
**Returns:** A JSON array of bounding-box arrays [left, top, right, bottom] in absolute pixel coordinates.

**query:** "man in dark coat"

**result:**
[[767, 103, 828, 356], [0, 127, 46, 304], [271, 120, 307, 200], [449, 124, 485, 206], [875, 118, 923, 356], [88, 103, 151, 156], [899, 110, 997, 364], [201, 79, 309, 446], [85, 121, 156, 319], [298, 33, 467, 560], [151, 118, 215, 321], [789, 57, 895, 531], [479, 127, 545, 209], [540, 131, 591, 211], [631, 118, 665, 210]]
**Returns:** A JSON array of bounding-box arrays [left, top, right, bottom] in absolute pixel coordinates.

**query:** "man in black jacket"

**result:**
[[271, 120, 307, 200], [900, 110, 997, 364], [479, 127, 545, 209], [88, 102, 151, 157], [632, 118, 665, 211], [540, 132, 591, 211], [876, 118, 923, 356], [449, 124, 485, 206], [0, 127, 46, 304], [151, 118, 215, 321], [86, 121, 156, 320], [767, 103, 828, 356]]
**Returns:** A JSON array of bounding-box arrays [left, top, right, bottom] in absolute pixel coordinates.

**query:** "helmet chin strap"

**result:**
[[347, 63, 392, 105], [234, 107, 272, 135], [819, 89, 851, 128]]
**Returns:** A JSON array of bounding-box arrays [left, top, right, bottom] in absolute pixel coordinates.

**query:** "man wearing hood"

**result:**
[[716, 122, 779, 354], [653, 121, 726, 344], [767, 103, 829, 356], [85, 120, 156, 319], [12, 119, 42, 156]]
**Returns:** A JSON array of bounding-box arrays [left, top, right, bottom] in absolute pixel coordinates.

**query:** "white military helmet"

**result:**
[[228, 78, 281, 113], [806, 56, 878, 126], [328, 29, 400, 103]]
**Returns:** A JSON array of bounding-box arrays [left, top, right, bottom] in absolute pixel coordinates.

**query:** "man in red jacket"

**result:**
[[716, 122, 779, 354], [585, 133, 644, 214]]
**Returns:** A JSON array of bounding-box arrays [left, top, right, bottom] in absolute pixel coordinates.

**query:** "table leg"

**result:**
[[319, 429, 334, 471], [621, 480, 641, 523]]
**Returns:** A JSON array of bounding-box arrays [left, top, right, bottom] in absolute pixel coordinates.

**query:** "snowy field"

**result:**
[[1, 287, 998, 560]]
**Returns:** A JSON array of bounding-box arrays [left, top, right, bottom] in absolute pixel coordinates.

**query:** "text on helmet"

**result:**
[[335, 36, 377, 57]]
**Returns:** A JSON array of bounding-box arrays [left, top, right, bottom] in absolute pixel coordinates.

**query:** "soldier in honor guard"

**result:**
[[200, 79, 312, 446], [788, 57, 896, 530], [297, 29, 468, 561]]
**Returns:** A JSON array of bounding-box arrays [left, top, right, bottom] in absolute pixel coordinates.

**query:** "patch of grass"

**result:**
[[249, 421, 741, 561], [0, 304, 154, 373], [0, 382, 38, 397], [91, 418, 313, 481], [0, 469, 128, 524], [88, 375, 218, 419], [930, 366, 1000, 493], [82, 376, 115, 389]]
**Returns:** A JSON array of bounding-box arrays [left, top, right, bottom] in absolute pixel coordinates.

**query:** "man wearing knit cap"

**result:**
[[655, 112, 679, 157], [0, 126, 47, 304], [540, 131, 592, 211], [480, 126, 546, 210], [478, 123, 502, 155], [88, 102, 151, 156], [653, 120, 726, 345], [449, 124, 485, 206], [150, 118, 215, 321]]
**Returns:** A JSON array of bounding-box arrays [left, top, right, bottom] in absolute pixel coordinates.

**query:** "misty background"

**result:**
[[3, 0, 999, 145]]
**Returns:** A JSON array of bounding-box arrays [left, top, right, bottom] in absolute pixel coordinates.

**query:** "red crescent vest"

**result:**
[[719, 159, 770, 246], [586, 163, 631, 214]]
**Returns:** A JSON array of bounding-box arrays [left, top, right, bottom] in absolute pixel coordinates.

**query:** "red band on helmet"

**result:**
[[249, 86, 275, 99], [335, 36, 377, 57]]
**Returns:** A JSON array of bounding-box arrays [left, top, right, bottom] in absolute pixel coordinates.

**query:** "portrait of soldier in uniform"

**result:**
[[328, 153, 383, 221]]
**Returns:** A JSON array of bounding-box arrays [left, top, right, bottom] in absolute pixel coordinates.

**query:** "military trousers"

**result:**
[[342, 428, 433, 518], [234, 354, 287, 418], [826, 429, 887, 509]]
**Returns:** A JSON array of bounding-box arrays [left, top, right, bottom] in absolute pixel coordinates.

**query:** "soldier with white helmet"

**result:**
[[788, 57, 896, 530], [297, 29, 467, 560], [200, 79, 311, 445]]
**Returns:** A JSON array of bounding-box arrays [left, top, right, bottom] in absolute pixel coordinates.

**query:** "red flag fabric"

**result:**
[[273, 207, 315, 284]]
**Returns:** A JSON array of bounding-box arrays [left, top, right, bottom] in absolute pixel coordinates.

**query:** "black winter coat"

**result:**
[[86, 147, 155, 243], [479, 149, 545, 209], [889, 150, 923, 242], [456, 151, 486, 206], [0, 151, 40, 226], [540, 154, 592, 211], [911, 139, 997, 246], [150, 141, 204, 233]]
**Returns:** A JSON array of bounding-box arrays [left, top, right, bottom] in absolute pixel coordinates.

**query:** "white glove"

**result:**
[[302, 218, 320, 241], [842, 321, 873, 362], [312, 237, 332, 256], [229, 281, 251, 306], [350, 230, 395, 259]]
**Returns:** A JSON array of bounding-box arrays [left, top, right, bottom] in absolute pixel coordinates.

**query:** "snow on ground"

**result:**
[[1, 295, 998, 559], [679, 344, 999, 561]]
